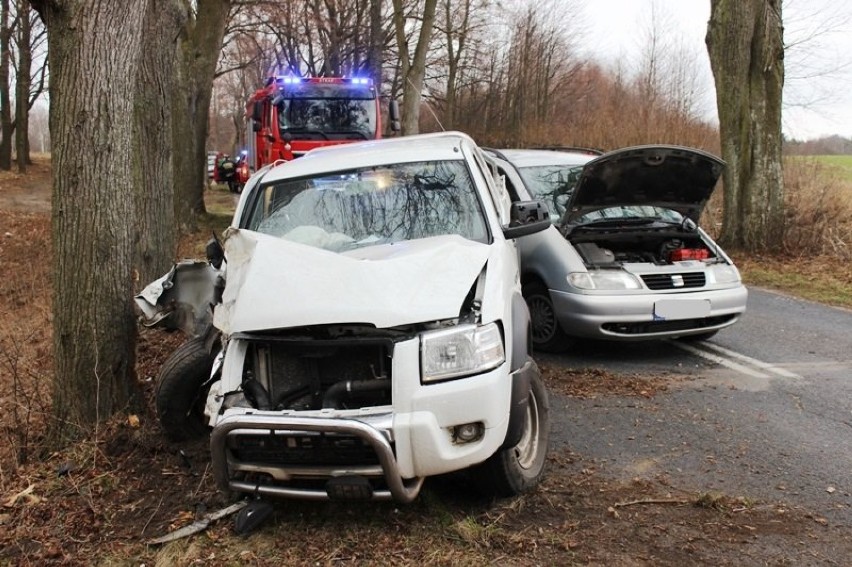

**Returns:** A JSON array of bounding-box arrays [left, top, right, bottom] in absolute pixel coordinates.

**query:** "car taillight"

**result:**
[[669, 248, 710, 262]]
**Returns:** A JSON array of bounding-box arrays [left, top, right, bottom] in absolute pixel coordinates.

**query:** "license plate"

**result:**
[[653, 299, 710, 320]]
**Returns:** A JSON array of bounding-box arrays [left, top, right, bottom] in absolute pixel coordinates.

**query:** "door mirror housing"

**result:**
[[206, 235, 225, 270], [388, 100, 401, 133], [502, 200, 551, 239]]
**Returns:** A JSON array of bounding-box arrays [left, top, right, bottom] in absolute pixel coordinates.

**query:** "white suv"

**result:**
[[136, 132, 552, 502]]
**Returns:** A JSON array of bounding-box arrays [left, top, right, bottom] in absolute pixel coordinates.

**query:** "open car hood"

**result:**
[[562, 145, 725, 224], [214, 229, 490, 334]]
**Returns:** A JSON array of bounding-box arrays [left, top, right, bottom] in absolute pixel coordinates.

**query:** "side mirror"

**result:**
[[502, 200, 551, 239], [252, 120, 261, 132], [252, 101, 263, 122], [206, 234, 225, 270], [388, 100, 401, 133]]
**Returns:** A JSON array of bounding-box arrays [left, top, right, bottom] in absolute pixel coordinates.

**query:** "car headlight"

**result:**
[[710, 263, 741, 284], [568, 271, 641, 290], [421, 322, 505, 382]]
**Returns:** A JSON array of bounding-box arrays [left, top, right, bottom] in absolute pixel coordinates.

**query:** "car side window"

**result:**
[[472, 149, 511, 225]]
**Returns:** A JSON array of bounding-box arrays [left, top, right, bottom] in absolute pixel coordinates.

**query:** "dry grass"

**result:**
[[782, 157, 852, 258]]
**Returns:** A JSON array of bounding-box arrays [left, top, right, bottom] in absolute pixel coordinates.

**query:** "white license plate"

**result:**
[[653, 299, 710, 320]]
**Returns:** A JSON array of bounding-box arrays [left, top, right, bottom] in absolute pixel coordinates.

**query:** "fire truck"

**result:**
[[238, 75, 399, 185]]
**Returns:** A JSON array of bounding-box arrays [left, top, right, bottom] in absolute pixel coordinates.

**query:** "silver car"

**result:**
[[488, 146, 748, 352]]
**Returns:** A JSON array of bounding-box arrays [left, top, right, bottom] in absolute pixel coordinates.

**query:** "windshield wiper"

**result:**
[[328, 130, 369, 140]]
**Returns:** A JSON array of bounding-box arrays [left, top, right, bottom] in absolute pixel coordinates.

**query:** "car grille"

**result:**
[[640, 272, 706, 290], [231, 432, 382, 466], [602, 314, 737, 335]]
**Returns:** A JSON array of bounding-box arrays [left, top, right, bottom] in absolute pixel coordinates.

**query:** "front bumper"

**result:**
[[550, 284, 748, 340], [209, 345, 527, 502], [211, 413, 425, 502]]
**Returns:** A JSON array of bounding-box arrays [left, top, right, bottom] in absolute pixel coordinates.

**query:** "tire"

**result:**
[[678, 330, 719, 342], [156, 337, 215, 441], [523, 282, 571, 353], [473, 364, 550, 498]]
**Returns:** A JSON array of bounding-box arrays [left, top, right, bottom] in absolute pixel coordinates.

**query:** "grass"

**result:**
[[813, 155, 852, 182], [789, 154, 852, 185], [738, 255, 852, 310]]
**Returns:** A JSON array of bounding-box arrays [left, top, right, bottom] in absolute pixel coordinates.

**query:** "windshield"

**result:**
[[277, 83, 377, 140], [517, 164, 584, 221], [244, 160, 489, 252]]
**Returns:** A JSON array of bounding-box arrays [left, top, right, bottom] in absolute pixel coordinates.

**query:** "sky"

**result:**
[[577, 0, 852, 141]]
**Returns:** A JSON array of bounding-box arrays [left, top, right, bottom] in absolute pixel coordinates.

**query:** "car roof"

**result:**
[[260, 131, 478, 183], [489, 148, 598, 169]]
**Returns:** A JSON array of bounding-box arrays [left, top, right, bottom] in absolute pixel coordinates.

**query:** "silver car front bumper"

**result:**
[[550, 284, 748, 340]]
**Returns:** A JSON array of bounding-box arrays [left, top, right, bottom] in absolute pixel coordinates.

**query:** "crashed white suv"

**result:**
[[136, 132, 553, 502]]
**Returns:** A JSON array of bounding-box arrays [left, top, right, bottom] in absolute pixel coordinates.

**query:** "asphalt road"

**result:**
[[544, 287, 852, 525]]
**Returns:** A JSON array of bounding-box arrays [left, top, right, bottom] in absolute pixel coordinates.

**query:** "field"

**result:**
[[1, 160, 851, 565], [813, 155, 852, 182]]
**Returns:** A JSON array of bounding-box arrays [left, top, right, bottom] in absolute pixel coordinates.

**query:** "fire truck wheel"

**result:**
[[472, 365, 550, 497], [156, 337, 215, 441]]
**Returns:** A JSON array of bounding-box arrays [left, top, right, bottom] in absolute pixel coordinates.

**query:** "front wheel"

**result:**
[[523, 282, 571, 353], [155, 337, 216, 441], [473, 364, 550, 497]]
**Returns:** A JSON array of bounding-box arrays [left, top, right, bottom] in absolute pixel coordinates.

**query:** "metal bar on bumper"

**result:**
[[210, 414, 425, 503]]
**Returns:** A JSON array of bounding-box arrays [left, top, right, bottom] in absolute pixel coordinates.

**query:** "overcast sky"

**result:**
[[576, 0, 852, 140]]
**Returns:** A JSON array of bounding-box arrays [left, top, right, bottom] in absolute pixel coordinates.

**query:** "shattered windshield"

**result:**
[[517, 164, 584, 221], [244, 160, 489, 252]]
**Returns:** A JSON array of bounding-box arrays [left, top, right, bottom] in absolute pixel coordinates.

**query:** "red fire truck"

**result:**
[[238, 76, 399, 186]]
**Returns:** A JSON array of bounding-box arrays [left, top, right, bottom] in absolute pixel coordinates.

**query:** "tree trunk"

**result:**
[[706, 0, 785, 252], [171, 0, 231, 232], [0, 0, 12, 170], [31, 0, 148, 441], [391, 0, 437, 135], [133, 0, 185, 287], [366, 0, 383, 87], [15, 0, 32, 172]]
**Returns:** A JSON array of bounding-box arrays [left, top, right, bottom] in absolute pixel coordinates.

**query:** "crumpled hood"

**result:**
[[214, 230, 490, 334], [563, 145, 725, 223]]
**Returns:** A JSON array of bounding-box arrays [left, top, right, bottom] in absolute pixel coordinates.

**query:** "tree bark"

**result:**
[[391, 0, 437, 135], [15, 0, 31, 172], [133, 0, 185, 287], [31, 0, 148, 441], [0, 0, 12, 170], [171, 0, 231, 232], [706, 0, 785, 252]]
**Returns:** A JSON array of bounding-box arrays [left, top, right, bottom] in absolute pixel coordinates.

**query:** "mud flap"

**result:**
[[501, 356, 533, 449]]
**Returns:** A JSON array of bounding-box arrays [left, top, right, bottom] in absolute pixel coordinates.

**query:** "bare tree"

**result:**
[[31, 0, 149, 440], [172, 0, 232, 231], [391, 0, 437, 134], [133, 0, 186, 287], [14, 0, 30, 171], [0, 0, 12, 169], [707, 0, 785, 251]]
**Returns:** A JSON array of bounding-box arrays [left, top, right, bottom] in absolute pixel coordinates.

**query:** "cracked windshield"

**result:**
[[247, 160, 489, 251]]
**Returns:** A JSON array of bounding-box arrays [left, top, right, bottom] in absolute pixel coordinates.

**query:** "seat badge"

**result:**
[[671, 274, 685, 287]]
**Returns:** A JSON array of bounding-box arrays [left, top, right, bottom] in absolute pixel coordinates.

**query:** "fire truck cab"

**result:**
[[240, 76, 398, 184]]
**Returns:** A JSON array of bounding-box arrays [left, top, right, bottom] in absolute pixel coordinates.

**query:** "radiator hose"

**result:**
[[322, 379, 391, 409]]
